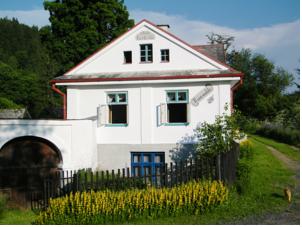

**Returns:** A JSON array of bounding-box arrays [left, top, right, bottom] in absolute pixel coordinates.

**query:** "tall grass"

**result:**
[[35, 180, 228, 224], [0, 194, 7, 217]]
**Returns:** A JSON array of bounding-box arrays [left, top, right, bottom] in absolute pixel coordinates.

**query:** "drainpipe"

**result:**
[[51, 83, 67, 120], [230, 74, 244, 113]]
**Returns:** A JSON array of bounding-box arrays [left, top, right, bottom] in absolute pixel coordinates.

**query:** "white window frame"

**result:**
[[140, 44, 153, 63]]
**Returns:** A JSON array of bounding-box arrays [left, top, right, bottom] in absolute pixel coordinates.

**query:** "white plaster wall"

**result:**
[[0, 120, 97, 170], [68, 24, 226, 75], [67, 81, 232, 145]]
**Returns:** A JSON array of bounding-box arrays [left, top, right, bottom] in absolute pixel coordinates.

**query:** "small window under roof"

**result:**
[[161, 49, 170, 62], [124, 51, 132, 64]]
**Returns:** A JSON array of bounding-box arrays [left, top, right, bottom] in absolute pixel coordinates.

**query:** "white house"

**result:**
[[0, 19, 243, 176]]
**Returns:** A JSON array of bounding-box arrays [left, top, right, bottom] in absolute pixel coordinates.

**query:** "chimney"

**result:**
[[157, 24, 170, 31]]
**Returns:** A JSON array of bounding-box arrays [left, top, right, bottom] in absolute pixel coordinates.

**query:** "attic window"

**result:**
[[140, 44, 153, 63], [161, 49, 169, 62], [124, 51, 132, 64]]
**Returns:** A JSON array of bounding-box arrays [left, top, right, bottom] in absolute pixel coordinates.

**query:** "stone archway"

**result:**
[[0, 136, 62, 204]]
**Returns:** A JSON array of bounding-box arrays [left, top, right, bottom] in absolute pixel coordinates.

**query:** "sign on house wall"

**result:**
[[191, 85, 213, 106], [136, 31, 155, 40]]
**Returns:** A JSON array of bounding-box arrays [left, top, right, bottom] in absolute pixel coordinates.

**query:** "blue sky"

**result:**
[[0, 0, 299, 28], [125, 0, 299, 29], [0, 0, 300, 88]]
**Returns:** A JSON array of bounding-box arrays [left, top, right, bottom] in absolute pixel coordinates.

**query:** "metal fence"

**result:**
[[31, 146, 239, 210]]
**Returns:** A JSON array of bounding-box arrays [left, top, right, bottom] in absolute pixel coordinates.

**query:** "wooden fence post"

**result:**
[[189, 159, 193, 181], [184, 160, 188, 183], [170, 162, 173, 187], [164, 163, 168, 187], [215, 154, 221, 181], [90, 170, 93, 190]]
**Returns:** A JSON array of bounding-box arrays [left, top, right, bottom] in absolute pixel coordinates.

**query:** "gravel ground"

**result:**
[[232, 145, 300, 225]]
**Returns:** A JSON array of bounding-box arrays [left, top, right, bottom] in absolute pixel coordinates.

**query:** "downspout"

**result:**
[[230, 73, 244, 113], [51, 83, 67, 120]]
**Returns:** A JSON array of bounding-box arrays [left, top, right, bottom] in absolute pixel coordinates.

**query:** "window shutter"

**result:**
[[97, 105, 108, 127], [187, 103, 191, 124], [97, 105, 101, 127], [160, 103, 167, 125], [126, 104, 129, 124]]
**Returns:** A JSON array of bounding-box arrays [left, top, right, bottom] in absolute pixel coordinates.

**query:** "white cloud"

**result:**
[[0, 9, 49, 27], [131, 10, 300, 76]]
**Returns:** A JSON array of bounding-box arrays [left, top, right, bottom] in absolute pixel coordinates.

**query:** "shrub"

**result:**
[[235, 140, 253, 194], [235, 161, 251, 195], [0, 97, 22, 109], [235, 113, 261, 134], [34, 180, 228, 224], [195, 106, 243, 157], [239, 140, 253, 159], [236, 114, 299, 146]]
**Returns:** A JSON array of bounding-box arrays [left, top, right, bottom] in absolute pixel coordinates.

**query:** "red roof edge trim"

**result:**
[[51, 73, 244, 84]]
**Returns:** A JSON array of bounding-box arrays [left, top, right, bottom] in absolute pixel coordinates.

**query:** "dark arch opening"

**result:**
[[0, 136, 62, 204]]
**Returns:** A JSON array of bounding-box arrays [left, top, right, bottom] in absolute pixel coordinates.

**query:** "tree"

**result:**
[[0, 18, 61, 118], [42, 0, 134, 74], [206, 32, 234, 55], [227, 49, 294, 120], [0, 97, 21, 109], [0, 61, 47, 116], [294, 68, 300, 89]]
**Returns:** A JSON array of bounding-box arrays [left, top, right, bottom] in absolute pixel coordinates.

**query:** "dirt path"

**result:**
[[235, 144, 300, 225], [266, 146, 299, 172]]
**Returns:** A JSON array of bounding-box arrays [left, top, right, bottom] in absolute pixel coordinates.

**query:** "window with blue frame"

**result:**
[[166, 90, 188, 123], [131, 152, 165, 183], [107, 92, 128, 124]]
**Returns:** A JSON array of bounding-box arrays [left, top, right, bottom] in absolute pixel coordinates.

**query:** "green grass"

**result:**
[[250, 134, 300, 161], [0, 208, 36, 224], [126, 137, 296, 224]]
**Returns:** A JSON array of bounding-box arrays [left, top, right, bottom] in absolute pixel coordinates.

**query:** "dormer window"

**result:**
[[124, 51, 132, 64], [140, 44, 153, 63], [161, 49, 170, 62]]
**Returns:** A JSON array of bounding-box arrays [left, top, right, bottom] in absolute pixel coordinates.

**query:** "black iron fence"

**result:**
[[31, 146, 239, 210]]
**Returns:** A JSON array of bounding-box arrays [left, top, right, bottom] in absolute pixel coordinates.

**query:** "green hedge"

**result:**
[[236, 115, 299, 146], [255, 123, 299, 146]]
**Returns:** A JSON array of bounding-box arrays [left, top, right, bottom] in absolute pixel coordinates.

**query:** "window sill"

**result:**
[[139, 61, 153, 64], [160, 61, 170, 63], [105, 124, 128, 127], [163, 123, 189, 126]]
